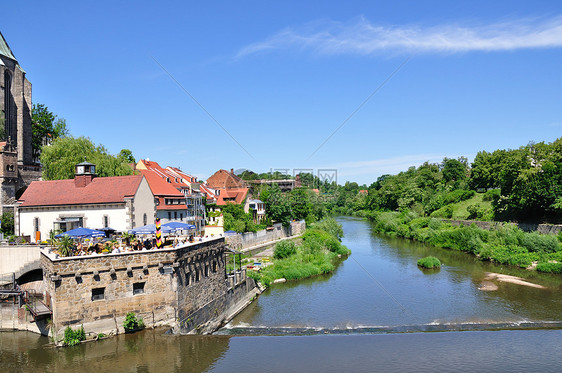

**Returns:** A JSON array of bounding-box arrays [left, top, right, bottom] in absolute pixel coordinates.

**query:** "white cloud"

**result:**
[[237, 16, 562, 58]]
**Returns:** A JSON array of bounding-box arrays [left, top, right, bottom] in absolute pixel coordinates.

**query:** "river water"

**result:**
[[2, 217, 562, 372]]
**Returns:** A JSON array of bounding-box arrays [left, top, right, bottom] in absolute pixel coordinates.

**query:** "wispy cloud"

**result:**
[[237, 16, 562, 58]]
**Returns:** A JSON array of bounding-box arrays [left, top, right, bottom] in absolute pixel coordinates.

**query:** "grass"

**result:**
[[417, 256, 441, 269], [249, 218, 351, 287], [430, 192, 494, 221]]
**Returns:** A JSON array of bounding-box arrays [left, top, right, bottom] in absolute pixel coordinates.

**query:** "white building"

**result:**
[[16, 162, 156, 243]]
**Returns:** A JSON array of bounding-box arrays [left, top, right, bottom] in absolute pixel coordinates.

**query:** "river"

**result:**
[[2, 217, 562, 372]]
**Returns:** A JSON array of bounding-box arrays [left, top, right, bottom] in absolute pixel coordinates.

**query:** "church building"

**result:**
[[0, 31, 41, 214]]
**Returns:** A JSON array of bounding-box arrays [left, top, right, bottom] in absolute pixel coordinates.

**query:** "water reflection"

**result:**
[[228, 216, 562, 328], [0, 329, 230, 373]]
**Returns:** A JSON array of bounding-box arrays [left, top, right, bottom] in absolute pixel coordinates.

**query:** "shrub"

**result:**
[[536, 262, 562, 274], [123, 312, 144, 331], [311, 217, 344, 241], [274, 240, 297, 259], [417, 256, 441, 269], [520, 232, 559, 254], [483, 189, 501, 202], [63, 325, 86, 346]]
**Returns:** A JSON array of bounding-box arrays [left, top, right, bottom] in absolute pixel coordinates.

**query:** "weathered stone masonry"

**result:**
[[42, 237, 254, 336]]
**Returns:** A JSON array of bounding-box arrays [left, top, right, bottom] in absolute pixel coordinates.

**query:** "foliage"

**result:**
[[123, 312, 145, 331], [536, 262, 562, 274], [252, 219, 350, 286], [221, 203, 267, 233], [0, 211, 14, 236], [63, 325, 86, 346], [310, 217, 344, 241], [57, 235, 75, 257], [32, 104, 69, 159], [274, 240, 297, 259], [40, 136, 134, 180], [417, 256, 441, 269], [369, 211, 562, 271]]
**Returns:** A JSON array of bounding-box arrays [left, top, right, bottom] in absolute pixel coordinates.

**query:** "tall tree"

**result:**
[[40, 136, 133, 180], [32, 104, 69, 159]]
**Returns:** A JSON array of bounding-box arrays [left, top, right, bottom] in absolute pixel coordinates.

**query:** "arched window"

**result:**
[[143, 213, 147, 226]]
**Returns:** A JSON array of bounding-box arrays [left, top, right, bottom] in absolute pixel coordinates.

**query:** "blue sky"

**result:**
[[3, 1, 562, 185]]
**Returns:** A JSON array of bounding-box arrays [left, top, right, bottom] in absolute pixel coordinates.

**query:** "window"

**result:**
[[133, 282, 145, 295], [212, 261, 217, 273], [91, 288, 105, 301], [103, 215, 109, 228], [168, 212, 172, 220], [174, 211, 177, 220], [185, 272, 191, 285], [205, 265, 209, 277], [195, 270, 200, 282], [143, 213, 147, 226], [180, 213, 183, 221], [34, 218, 39, 233]]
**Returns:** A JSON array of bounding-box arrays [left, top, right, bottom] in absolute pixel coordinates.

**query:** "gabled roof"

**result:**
[[137, 159, 197, 196], [139, 168, 185, 197], [0, 31, 17, 61], [19, 175, 145, 207], [206, 169, 247, 189], [216, 188, 249, 205]]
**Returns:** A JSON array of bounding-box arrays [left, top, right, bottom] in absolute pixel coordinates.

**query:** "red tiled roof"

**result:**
[[216, 187, 249, 205], [139, 169, 185, 197], [138, 160, 197, 196], [19, 175, 144, 207], [206, 169, 247, 189]]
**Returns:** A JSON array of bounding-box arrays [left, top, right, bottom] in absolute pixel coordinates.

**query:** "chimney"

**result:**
[[230, 168, 234, 174]]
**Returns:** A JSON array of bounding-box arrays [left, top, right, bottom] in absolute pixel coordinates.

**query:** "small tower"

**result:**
[[74, 160, 96, 187]]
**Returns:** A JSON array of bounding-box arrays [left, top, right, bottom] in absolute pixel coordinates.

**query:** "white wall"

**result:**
[[132, 177, 156, 228], [19, 204, 129, 243]]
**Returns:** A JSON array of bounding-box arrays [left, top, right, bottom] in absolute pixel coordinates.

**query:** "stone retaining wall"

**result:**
[[446, 219, 562, 235], [226, 220, 306, 250]]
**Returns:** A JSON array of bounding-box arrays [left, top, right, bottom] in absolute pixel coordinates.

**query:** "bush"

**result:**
[[274, 240, 297, 259], [520, 232, 559, 254], [123, 312, 145, 331], [482, 189, 500, 202], [536, 262, 562, 274], [417, 256, 441, 269], [63, 325, 86, 346]]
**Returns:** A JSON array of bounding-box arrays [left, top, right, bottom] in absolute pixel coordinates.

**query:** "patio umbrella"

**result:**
[[129, 224, 173, 235], [55, 227, 105, 239], [162, 222, 196, 232]]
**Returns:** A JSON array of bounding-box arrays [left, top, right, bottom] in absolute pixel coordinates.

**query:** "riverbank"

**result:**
[[247, 218, 351, 287], [367, 211, 562, 273]]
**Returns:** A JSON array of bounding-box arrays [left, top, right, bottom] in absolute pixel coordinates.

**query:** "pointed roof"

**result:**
[[0, 31, 17, 61]]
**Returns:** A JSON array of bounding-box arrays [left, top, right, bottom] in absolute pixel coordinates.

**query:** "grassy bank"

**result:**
[[367, 211, 562, 273], [248, 218, 351, 287]]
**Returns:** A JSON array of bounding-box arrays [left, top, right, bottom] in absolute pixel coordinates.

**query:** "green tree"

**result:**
[[32, 104, 69, 159], [1, 211, 14, 236], [442, 158, 467, 183], [40, 136, 134, 180], [118, 149, 136, 164]]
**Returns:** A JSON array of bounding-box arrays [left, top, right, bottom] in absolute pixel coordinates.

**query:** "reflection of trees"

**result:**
[[1, 329, 231, 372], [373, 228, 562, 322]]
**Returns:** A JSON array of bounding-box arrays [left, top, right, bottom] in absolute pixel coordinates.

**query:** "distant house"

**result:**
[[202, 169, 250, 236], [244, 199, 265, 223], [359, 190, 368, 195], [16, 161, 155, 243], [136, 159, 205, 233]]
